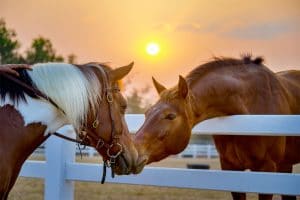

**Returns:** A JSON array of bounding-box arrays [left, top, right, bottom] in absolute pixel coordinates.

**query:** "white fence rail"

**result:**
[[20, 115, 300, 199], [34, 144, 218, 159]]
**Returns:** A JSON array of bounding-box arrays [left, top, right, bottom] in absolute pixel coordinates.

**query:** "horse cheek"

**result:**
[[175, 123, 191, 154]]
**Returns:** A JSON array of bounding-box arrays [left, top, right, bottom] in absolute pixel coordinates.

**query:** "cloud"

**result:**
[[175, 23, 202, 33], [223, 21, 299, 39], [170, 19, 299, 40]]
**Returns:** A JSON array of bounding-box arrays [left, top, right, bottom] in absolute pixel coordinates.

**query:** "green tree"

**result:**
[[126, 86, 151, 114], [25, 36, 64, 64], [0, 19, 75, 64], [0, 18, 23, 64]]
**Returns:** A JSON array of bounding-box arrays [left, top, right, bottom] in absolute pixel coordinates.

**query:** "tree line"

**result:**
[[0, 18, 76, 64], [0, 18, 150, 113]]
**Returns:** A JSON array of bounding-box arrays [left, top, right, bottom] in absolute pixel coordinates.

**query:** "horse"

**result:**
[[133, 55, 300, 200], [0, 62, 141, 199]]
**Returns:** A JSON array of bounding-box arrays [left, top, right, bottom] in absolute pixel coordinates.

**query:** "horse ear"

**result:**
[[109, 62, 134, 81], [152, 77, 166, 95], [178, 75, 188, 99]]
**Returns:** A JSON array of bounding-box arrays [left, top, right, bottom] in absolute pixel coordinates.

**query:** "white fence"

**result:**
[[34, 143, 218, 159], [177, 144, 218, 158], [20, 114, 300, 199]]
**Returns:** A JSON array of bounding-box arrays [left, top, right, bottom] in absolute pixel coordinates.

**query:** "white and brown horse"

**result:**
[[0, 62, 140, 199]]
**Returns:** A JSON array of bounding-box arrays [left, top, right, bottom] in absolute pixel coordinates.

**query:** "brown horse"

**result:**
[[0, 62, 141, 199], [133, 56, 300, 200]]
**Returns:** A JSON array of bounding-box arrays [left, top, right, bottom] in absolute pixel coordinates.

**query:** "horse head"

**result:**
[[77, 62, 141, 175], [133, 76, 195, 174], [18, 62, 142, 175]]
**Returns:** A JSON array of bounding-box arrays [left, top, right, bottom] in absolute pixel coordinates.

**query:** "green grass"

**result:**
[[8, 157, 300, 200]]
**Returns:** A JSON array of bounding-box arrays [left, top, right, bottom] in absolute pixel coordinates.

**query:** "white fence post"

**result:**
[[207, 144, 211, 159], [45, 126, 76, 200], [88, 147, 94, 158]]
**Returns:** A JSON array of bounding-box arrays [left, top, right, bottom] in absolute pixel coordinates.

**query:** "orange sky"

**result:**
[[1, 0, 300, 100]]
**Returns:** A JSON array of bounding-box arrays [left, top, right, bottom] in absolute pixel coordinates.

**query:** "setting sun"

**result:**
[[146, 42, 160, 56]]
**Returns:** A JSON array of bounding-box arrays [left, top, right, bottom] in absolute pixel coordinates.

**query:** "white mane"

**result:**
[[28, 63, 102, 130]]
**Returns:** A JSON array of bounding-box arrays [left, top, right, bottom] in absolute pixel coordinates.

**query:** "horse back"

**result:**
[[276, 70, 300, 114]]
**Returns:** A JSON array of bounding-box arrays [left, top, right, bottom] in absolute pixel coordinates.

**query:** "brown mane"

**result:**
[[161, 55, 267, 104], [78, 62, 124, 90], [186, 55, 265, 85]]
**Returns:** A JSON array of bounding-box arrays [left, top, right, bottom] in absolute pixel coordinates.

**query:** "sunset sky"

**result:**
[[1, 0, 300, 99]]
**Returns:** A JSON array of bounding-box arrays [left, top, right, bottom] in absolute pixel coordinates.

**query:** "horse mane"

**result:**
[[186, 54, 264, 84], [4, 63, 103, 131], [159, 54, 266, 102], [26, 63, 103, 130], [0, 69, 40, 104]]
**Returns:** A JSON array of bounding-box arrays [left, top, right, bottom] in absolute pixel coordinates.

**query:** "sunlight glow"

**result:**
[[146, 42, 160, 56]]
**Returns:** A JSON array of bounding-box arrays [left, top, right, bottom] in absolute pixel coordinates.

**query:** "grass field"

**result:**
[[8, 156, 300, 200]]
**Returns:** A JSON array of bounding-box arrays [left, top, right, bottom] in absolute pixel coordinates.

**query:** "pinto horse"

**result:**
[[134, 56, 300, 200], [0, 62, 140, 199]]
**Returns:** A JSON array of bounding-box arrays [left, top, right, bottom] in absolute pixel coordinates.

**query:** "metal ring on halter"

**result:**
[[107, 143, 123, 158], [96, 139, 105, 149], [106, 93, 113, 103], [92, 119, 99, 128]]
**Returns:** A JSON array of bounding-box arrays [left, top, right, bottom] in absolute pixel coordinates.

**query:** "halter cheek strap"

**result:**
[[54, 81, 123, 184], [88, 65, 123, 183]]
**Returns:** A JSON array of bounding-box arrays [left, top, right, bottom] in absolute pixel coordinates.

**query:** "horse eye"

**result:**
[[165, 113, 176, 120]]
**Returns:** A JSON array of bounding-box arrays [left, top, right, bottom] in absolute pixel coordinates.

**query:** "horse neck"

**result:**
[[187, 77, 249, 126], [188, 69, 298, 125]]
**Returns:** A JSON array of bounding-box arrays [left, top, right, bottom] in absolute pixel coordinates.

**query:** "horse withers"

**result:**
[[133, 56, 300, 200], [0, 62, 141, 199]]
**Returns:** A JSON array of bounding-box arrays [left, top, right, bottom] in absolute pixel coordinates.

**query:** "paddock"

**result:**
[[18, 114, 300, 200]]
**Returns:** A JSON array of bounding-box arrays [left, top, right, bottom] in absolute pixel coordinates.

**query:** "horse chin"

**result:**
[[131, 155, 148, 174], [113, 155, 131, 175]]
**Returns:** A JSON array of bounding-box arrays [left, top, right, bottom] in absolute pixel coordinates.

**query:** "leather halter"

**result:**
[[54, 64, 123, 183], [80, 65, 123, 183]]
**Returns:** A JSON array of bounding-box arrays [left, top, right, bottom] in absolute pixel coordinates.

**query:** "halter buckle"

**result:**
[[96, 139, 105, 149], [104, 159, 111, 168], [110, 157, 116, 164], [106, 93, 113, 103], [92, 119, 99, 128]]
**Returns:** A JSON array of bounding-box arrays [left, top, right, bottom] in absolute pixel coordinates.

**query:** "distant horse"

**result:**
[[0, 62, 141, 199], [133, 56, 300, 200]]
